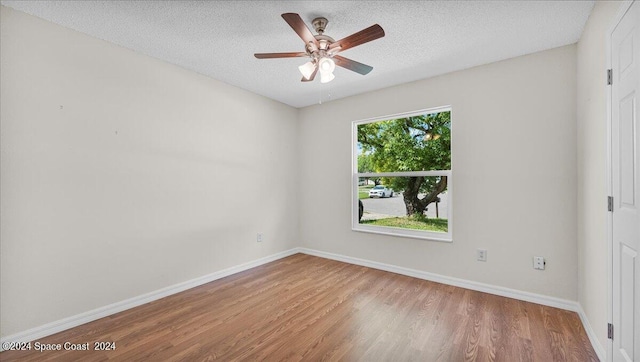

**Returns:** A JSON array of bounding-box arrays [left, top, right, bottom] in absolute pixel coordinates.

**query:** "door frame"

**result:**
[[607, 2, 635, 361]]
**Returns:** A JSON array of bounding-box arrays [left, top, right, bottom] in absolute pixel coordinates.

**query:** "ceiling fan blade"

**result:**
[[301, 67, 318, 82], [329, 24, 385, 52], [282, 13, 318, 47], [254, 52, 308, 59], [333, 55, 373, 75]]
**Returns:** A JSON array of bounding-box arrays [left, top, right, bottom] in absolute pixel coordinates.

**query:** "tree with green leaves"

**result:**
[[357, 153, 379, 185], [358, 111, 451, 217]]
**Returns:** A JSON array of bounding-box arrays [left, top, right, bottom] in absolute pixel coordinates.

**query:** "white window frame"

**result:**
[[352, 106, 453, 242]]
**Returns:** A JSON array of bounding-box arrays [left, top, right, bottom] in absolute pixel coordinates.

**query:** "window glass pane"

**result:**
[[357, 111, 451, 173], [357, 176, 449, 233]]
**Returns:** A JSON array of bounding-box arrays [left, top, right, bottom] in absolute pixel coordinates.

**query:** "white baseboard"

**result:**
[[0, 248, 299, 348], [298, 247, 605, 360], [576, 304, 606, 361]]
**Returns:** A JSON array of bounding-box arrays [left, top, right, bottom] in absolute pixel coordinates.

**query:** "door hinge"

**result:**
[[608, 196, 614, 212], [608, 323, 614, 339], [607, 69, 613, 85]]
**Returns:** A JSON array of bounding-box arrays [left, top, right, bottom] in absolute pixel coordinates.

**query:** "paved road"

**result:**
[[361, 192, 449, 220]]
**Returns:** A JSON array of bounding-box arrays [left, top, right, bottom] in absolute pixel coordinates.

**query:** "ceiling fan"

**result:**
[[254, 13, 385, 83]]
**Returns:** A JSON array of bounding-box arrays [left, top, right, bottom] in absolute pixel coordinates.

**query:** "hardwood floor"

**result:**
[[0, 253, 598, 361]]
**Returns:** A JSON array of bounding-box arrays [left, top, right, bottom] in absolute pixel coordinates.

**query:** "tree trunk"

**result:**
[[402, 176, 448, 217], [403, 177, 424, 215]]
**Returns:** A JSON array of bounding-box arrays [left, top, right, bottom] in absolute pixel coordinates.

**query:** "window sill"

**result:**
[[352, 224, 452, 242]]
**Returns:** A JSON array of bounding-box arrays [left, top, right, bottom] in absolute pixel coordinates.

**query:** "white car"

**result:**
[[369, 185, 393, 198]]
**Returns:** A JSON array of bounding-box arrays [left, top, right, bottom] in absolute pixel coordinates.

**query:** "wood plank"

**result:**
[[0, 254, 599, 361]]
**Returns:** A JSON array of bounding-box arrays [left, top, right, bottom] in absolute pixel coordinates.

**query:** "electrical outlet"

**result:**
[[533, 256, 545, 270], [477, 249, 487, 262], [257, 233, 263, 242]]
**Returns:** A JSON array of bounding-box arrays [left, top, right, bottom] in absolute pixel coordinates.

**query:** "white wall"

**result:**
[[0, 6, 298, 337], [576, 0, 623, 349], [299, 45, 578, 300]]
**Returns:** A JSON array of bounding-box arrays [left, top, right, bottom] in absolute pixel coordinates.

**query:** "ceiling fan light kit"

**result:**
[[298, 61, 316, 80], [320, 70, 335, 84], [319, 57, 335, 73], [255, 13, 385, 83], [318, 57, 336, 83]]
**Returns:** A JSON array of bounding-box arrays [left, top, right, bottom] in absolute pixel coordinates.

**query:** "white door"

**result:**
[[612, 2, 640, 361]]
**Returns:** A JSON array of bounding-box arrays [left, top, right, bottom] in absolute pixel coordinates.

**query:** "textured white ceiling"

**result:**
[[2, 1, 594, 108]]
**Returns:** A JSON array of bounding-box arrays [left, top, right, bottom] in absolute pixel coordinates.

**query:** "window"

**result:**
[[352, 106, 452, 241]]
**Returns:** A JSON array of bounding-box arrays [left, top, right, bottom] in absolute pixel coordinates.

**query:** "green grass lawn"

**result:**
[[361, 216, 448, 232], [358, 185, 374, 199]]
